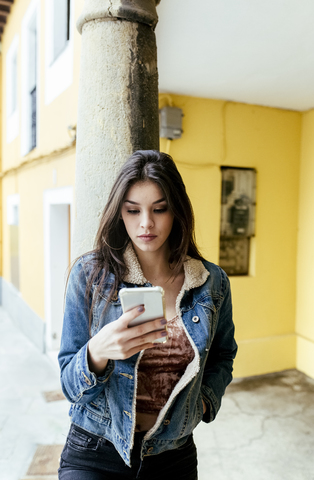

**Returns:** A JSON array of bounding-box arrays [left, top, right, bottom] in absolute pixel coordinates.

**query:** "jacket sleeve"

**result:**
[[201, 270, 237, 423], [58, 258, 114, 404]]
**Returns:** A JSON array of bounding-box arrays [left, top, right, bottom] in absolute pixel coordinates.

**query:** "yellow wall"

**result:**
[[2, 152, 76, 318], [1, 0, 82, 173], [295, 109, 314, 378], [1, 0, 311, 377], [160, 95, 301, 377], [0, 55, 2, 276], [1, 0, 82, 318]]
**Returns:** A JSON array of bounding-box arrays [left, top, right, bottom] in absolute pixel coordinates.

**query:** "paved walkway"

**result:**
[[0, 308, 69, 480], [0, 307, 313, 480]]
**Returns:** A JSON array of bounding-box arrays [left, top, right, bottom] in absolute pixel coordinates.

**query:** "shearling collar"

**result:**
[[123, 243, 209, 290]]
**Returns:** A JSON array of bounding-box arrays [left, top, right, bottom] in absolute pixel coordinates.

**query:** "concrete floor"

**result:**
[[0, 306, 313, 480], [194, 370, 314, 479]]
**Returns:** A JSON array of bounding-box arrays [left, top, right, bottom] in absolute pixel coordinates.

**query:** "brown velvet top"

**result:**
[[136, 315, 195, 415]]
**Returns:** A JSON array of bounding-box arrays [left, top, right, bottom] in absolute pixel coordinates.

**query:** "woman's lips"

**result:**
[[138, 235, 157, 242]]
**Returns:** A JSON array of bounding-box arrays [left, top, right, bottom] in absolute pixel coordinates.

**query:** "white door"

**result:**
[[44, 187, 73, 354], [49, 204, 70, 350]]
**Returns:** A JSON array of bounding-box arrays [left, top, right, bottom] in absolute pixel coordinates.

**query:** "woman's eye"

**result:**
[[126, 207, 167, 214], [127, 209, 140, 215], [154, 208, 167, 214]]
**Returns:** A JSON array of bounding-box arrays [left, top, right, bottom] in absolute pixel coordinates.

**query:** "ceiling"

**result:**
[[156, 0, 314, 111]]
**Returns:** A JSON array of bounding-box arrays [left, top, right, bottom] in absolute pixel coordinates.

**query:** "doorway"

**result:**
[[44, 186, 73, 362]]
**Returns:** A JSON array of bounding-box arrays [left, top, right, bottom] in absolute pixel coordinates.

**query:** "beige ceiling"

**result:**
[[156, 0, 314, 111]]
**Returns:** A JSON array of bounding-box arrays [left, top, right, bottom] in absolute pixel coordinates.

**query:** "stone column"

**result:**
[[72, 0, 160, 259]]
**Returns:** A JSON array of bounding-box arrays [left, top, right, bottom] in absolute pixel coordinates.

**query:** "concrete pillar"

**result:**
[[72, 0, 160, 258]]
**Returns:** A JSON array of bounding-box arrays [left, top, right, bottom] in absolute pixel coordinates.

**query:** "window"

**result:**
[[219, 167, 256, 276], [21, 0, 39, 155], [28, 17, 37, 150], [8, 51, 17, 116], [7, 194, 20, 290], [53, 0, 70, 61], [6, 35, 19, 143], [45, 0, 73, 104]]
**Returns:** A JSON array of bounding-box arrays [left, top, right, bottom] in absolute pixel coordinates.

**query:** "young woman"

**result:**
[[58, 150, 237, 480]]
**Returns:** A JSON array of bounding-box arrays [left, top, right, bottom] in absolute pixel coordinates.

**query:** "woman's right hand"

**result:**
[[87, 306, 167, 376]]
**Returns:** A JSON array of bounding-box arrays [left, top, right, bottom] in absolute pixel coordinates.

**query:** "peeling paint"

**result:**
[[73, 3, 159, 258], [127, 22, 159, 152]]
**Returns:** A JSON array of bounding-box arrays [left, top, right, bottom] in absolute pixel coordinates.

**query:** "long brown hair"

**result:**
[[83, 150, 204, 328]]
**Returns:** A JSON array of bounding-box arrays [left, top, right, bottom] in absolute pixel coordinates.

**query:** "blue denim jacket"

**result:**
[[58, 245, 237, 466]]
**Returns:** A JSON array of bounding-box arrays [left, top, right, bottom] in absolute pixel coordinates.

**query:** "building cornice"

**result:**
[[0, 0, 13, 38]]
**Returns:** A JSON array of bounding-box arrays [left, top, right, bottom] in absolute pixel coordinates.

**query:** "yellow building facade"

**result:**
[[1, 0, 313, 378]]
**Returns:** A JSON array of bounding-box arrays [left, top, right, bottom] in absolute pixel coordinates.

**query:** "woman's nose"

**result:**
[[141, 212, 154, 229]]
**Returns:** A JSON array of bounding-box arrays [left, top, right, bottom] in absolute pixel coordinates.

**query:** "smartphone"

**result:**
[[119, 286, 167, 343]]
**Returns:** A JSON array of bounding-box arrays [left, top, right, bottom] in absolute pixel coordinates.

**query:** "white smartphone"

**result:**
[[119, 286, 167, 343]]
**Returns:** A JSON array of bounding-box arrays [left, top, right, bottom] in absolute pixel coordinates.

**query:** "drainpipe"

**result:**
[[72, 0, 160, 259]]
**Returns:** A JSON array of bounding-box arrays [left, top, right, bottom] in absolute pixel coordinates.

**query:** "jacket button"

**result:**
[[192, 316, 200, 323], [120, 372, 133, 380], [147, 447, 153, 453], [112, 290, 118, 301], [164, 419, 170, 425], [82, 372, 92, 385]]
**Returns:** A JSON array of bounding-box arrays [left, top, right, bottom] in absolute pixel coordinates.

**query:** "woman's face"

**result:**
[[121, 181, 174, 257]]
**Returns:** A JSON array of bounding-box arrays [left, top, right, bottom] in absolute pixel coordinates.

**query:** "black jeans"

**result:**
[[58, 424, 198, 480]]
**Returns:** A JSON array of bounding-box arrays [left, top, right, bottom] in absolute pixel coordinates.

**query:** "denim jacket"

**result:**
[[58, 245, 237, 467]]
